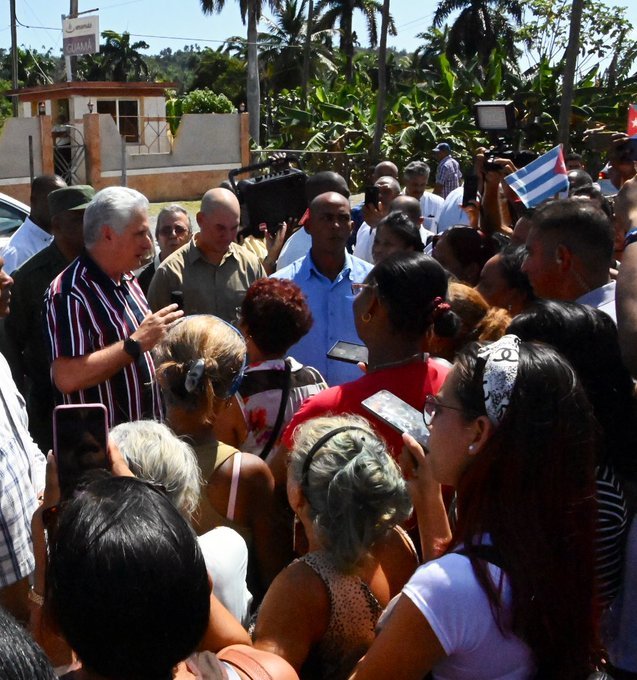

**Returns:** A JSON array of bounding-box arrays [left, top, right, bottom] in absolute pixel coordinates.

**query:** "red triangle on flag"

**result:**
[[628, 104, 637, 138], [554, 146, 567, 175]]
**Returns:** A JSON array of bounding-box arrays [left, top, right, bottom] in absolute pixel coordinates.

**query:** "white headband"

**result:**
[[477, 334, 521, 425]]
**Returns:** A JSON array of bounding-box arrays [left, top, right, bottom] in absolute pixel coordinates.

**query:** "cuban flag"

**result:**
[[504, 145, 568, 209], [628, 104, 637, 138]]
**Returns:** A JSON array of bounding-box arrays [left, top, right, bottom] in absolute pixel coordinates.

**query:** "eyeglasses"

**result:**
[[351, 282, 376, 296], [423, 394, 467, 426], [158, 225, 189, 237]]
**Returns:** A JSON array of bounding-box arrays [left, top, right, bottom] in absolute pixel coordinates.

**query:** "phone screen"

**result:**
[[326, 341, 369, 364], [362, 390, 430, 448], [53, 404, 110, 498], [364, 185, 380, 207]]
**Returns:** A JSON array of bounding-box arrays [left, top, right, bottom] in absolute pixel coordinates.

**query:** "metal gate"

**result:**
[[53, 124, 87, 185]]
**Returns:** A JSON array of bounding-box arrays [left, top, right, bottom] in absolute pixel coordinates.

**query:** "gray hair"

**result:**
[[83, 186, 149, 247], [404, 161, 431, 179], [288, 415, 411, 570], [109, 420, 202, 520], [155, 204, 193, 238]]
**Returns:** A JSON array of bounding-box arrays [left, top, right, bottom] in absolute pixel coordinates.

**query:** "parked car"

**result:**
[[0, 192, 29, 248]]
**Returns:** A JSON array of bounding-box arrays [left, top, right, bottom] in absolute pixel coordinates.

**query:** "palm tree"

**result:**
[[314, 0, 395, 82], [432, 0, 523, 70], [200, 0, 281, 145], [558, 0, 584, 149], [259, 0, 336, 91], [371, 0, 390, 161], [100, 31, 150, 81]]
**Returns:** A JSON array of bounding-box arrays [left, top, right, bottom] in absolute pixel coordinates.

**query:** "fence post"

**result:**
[[28, 136, 34, 183], [120, 135, 127, 187]]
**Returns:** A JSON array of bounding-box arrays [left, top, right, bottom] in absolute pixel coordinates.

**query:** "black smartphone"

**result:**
[[326, 340, 368, 364], [362, 390, 430, 449], [462, 175, 479, 206], [53, 404, 110, 499], [364, 185, 380, 207], [170, 290, 184, 310]]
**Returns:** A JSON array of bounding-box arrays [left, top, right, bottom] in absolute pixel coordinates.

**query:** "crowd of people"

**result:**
[[0, 136, 636, 680]]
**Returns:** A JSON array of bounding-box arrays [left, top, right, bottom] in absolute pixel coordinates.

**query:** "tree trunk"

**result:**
[[558, 0, 584, 150], [247, 1, 261, 144], [343, 8, 354, 83], [372, 0, 390, 161], [302, 0, 314, 104]]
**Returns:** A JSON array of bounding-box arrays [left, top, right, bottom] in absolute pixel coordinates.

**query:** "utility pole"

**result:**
[[10, 0, 18, 116]]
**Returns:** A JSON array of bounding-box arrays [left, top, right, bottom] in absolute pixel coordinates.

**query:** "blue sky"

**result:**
[[2, 0, 636, 61]]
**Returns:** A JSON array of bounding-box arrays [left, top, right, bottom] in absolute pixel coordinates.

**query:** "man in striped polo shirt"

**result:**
[[44, 187, 183, 427]]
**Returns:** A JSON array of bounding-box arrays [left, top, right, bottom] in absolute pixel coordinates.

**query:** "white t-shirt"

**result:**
[[276, 227, 311, 270], [353, 222, 375, 263], [403, 553, 535, 679], [435, 186, 470, 234], [198, 526, 253, 626], [420, 192, 445, 233]]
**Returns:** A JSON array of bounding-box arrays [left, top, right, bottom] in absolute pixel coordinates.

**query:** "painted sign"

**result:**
[[63, 15, 100, 57]]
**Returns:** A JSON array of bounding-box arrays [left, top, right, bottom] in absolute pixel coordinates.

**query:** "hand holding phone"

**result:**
[[364, 185, 380, 207], [362, 390, 430, 449]]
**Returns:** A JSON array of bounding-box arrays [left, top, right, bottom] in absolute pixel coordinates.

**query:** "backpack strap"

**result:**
[[217, 648, 273, 680], [259, 358, 292, 460]]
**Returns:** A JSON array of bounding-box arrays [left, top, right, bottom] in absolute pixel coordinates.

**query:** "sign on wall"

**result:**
[[62, 15, 100, 57]]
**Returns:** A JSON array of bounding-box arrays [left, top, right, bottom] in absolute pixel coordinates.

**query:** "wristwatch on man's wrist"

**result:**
[[123, 337, 142, 360]]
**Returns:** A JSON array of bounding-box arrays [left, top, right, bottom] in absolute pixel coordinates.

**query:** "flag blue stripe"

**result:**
[[504, 145, 567, 208]]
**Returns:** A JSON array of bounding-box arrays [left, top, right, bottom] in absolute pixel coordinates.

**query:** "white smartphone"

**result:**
[[362, 390, 430, 449]]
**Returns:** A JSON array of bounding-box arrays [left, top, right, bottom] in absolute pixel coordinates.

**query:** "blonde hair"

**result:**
[[288, 415, 411, 571], [155, 315, 246, 424]]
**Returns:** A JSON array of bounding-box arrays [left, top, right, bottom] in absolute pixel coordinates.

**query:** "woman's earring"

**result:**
[[468, 444, 476, 452], [362, 312, 372, 323]]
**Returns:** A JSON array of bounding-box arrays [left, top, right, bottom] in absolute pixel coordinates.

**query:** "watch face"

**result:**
[[125, 338, 141, 359]]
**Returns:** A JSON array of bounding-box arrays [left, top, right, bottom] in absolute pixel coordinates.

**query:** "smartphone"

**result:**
[[364, 185, 380, 207], [326, 340, 368, 364], [362, 390, 430, 449], [170, 290, 184, 310], [462, 175, 479, 206], [53, 404, 110, 498]]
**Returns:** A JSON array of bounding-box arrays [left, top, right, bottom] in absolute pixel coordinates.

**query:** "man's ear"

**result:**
[[195, 212, 204, 230], [555, 243, 572, 270], [102, 224, 114, 242]]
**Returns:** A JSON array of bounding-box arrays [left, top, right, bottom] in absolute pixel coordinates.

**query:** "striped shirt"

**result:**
[[0, 353, 46, 587], [595, 463, 628, 605], [44, 251, 162, 428], [436, 155, 462, 199]]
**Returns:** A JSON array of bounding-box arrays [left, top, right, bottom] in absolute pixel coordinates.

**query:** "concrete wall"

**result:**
[[0, 117, 52, 203], [0, 111, 249, 203]]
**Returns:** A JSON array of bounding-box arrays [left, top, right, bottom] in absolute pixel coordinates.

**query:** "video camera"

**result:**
[[484, 140, 537, 171], [229, 155, 308, 236]]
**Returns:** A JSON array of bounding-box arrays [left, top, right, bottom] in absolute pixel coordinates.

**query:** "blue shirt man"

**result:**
[[272, 192, 372, 386]]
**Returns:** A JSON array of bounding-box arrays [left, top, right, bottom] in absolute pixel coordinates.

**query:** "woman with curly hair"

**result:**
[[232, 278, 327, 461]]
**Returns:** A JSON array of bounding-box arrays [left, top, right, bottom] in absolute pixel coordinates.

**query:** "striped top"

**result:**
[[44, 251, 162, 428], [595, 462, 628, 605]]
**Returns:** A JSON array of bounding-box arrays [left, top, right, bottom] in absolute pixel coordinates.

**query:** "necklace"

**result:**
[[369, 352, 427, 372]]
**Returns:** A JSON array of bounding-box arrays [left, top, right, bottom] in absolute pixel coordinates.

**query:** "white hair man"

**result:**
[[44, 186, 183, 427]]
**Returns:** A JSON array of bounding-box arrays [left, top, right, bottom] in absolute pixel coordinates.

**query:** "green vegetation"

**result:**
[[1, 0, 636, 174]]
